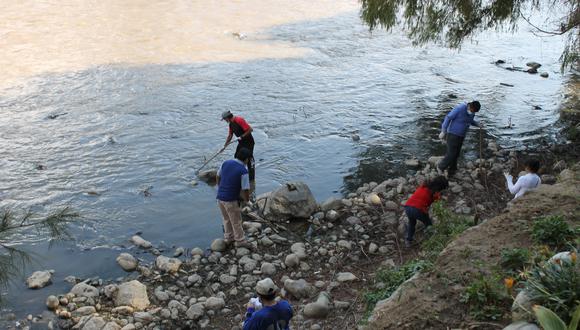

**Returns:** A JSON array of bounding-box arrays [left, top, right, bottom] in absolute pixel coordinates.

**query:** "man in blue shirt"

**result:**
[[437, 101, 481, 176], [216, 148, 253, 249], [243, 278, 293, 330]]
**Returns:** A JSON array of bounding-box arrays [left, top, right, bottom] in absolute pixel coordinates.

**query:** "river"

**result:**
[[0, 0, 573, 324]]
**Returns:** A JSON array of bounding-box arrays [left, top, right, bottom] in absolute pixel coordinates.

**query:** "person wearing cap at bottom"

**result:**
[[243, 278, 293, 330], [217, 148, 254, 250], [222, 110, 256, 182]]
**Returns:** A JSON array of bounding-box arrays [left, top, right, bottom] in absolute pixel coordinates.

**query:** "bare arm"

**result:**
[[224, 132, 233, 148], [241, 189, 250, 202]]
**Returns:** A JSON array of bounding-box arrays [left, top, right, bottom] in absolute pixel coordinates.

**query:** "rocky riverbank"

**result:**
[[9, 137, 575, 330]]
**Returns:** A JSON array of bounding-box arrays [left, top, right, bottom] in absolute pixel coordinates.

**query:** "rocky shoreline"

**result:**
[[9, 137, 572, 330]]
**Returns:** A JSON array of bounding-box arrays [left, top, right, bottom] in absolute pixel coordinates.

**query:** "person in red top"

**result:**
[[404, 176, 449, 247], [222, 111, 256, 181]]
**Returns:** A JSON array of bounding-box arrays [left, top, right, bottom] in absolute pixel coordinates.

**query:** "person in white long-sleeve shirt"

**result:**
[[504, 159, 541, 200]]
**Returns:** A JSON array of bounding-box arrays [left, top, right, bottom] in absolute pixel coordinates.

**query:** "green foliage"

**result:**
[[421, 201, 472, 260], [364, 259, 432, 309], [460, 275, 509, 321], [501, 248, 531, 272], [533, 304, 580, 330], [531, 215, 575, 248], [0, 207, 77, 300], [360, 0, 579, 70], [525, 257, 580, 323]]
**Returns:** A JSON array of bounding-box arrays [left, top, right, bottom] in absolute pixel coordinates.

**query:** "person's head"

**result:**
[[236, 148, 252, 165], [468, 101, 481, 113], [221, 110, 234, 123], [525, 159, 540, 173], [426, 176, 449, 193], [255, 278, 278, 303]]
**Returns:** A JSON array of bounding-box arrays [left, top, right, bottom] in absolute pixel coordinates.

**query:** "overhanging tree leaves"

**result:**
[[0, 207, 77, 299], [360, 0, 579, 70]]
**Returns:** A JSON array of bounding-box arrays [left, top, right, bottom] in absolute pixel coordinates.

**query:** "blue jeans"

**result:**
[[404, 206, 432, 241]]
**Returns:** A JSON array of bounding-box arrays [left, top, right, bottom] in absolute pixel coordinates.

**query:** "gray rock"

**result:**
[[285, 254, 300, 268], [368, 243, 378, 254], [263, 182, 318, 221], [186, 303, 205, 320], [325, 210, 339, 221], [284, 279, 315, 299], [383, 201, 398, 210], [303, 292, 331, 319], [260, 262, 276, 276], [210, 238, 227, 252], [26, 270, 52, 289], [71, 282, 99, 298], [103, 284, 118, 298], [198, 170, 217, 182], [116, 253, 138, 272], [540, 72, 549, 78], [174, 247, 185, 257], [336, 272, 357, 282], [204, 297, 225, 310], [260, 236, 275, 246], [541, 174, 557, 184], [404, 159, 420, 168], [428, 156, 443, 167], [504, 321, 540, 330], [155, 255, 182, 273], [72, 306, 96, 317], [131, 235, 152, 249], [78, 315, 106, 330], [320, 197, 343, 212], [346, 216, 361, 225], [46, 295, 60, 310], [191, 247, 204, 256], [102, 322, 122, 330], [526, 61, 541, 69], [187, 274, 202, 285], [512, 290, 533, 322], [337, 240, 352, 250], [219, 274, 237, 284], [133, 312, 153, 324], [290, 243, 307, 259], [114, 280, 150, 310]]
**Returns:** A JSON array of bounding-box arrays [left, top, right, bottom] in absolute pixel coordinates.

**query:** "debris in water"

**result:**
[[47, 113, 67, 120], [35, 164, 47, 170], [141, 186, 153, 197], [500, 83, 514, 87]]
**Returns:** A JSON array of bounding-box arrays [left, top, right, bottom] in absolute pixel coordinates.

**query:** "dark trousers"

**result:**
[[404, 206, 432, 241], [235, 142, 255, 181], [438, 133, 464, 175]]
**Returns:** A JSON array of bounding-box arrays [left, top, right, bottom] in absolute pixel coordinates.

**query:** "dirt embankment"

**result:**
[[365, 166, 579, 329]]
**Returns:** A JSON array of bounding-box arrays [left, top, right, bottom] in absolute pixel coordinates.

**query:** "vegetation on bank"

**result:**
[[364, 206, 580, 327], [0, 207, 77, 301], [363, 201, 474, 318]]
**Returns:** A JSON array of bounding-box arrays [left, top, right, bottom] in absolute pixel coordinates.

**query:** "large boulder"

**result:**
[[263, 182, 318, 221], [320, 197, 342, 212], [114, 280, 150, 310], [26, 270, 53, 289]]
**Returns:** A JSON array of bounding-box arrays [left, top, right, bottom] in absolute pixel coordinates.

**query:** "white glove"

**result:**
[[237, 137, 243, 142], [438, 132, 446, 140], [504, 172, 512, 180]]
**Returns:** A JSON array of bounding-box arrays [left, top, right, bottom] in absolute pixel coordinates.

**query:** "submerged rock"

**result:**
[[131, 235, 152, 249]]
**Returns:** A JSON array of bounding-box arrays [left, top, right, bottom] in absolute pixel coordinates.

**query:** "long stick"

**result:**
[[195, 141, 235, 174]]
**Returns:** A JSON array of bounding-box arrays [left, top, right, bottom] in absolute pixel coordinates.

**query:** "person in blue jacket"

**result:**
[[437, 101, 482, 176], [243, 278, 293, 330]]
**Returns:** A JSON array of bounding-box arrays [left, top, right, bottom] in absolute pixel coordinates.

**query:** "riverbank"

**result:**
[[7, 134, 578, 330]]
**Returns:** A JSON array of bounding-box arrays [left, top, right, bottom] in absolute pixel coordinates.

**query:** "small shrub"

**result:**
[[421, 201, 472, 260], [460, 275, 509, 321], [500, 248, 530, 272], [364, 259, 431, 311], [525, 256, 580, 323], [531, 215, 575, 248]]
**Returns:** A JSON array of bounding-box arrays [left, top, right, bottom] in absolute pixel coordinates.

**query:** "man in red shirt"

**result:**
[[404, 176, 448, 247], [222, 111, 255, 181]]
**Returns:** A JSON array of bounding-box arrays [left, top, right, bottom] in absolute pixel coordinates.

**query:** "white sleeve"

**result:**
[[217, 163, 223, 177], [508, 176, 523, 195], [241, 173, 250, 190]]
